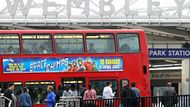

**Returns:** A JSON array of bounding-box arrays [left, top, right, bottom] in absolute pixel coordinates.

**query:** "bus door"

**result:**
[[61, 77, 85, 96]]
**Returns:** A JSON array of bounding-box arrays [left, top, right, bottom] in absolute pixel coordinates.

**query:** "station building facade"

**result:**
[[148, 41, 190, 96]]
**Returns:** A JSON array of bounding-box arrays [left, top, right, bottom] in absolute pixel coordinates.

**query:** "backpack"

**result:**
[[131, 89, 137, 97], [131, 89, 140, 103]]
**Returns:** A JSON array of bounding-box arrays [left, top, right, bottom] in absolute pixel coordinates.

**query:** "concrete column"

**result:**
[[182, 59, 190, 94], [178, 82, 182, 94]]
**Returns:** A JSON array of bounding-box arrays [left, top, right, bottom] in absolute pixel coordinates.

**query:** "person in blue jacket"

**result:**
[[45, 85, 56, 107], [19, 87, 32, 107]]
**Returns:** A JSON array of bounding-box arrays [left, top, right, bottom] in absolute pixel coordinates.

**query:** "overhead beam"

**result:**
[[145, 26, 190, 38], [62, 25, 89, 29], [120, 25, 188, 40], [0, 25, 35, 30]]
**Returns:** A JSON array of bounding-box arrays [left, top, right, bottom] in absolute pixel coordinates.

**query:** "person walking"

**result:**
[[45, 85, 56, 107], [102, 82, 115, 107], [70, 84, 78, 96], [121, 81, 132, 107], [62, 86, 73, 97], [103, 82, 115, 99], [131, 82, 140, 107], [83, 84, 96, 107], [55, 84, 63, 102], [83, 84, 96, 100], [4, 83, 17, 107], [57, 84, 63, 97], [80, 84, 86, 99], [19, 87, 32, 107], [162, 82, 178, 107], [80, 84, 86, 107]]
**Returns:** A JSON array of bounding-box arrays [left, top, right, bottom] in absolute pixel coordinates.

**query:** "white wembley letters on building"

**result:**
[[0, 0, 190, 25]]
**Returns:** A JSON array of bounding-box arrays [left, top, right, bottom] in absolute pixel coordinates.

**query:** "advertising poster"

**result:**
[[3, 56, 123, 73]]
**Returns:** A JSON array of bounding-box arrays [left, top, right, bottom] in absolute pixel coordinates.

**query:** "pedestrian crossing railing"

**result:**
[[0, 96, 12, 107], [55, 95, 190, 107], [55, 96, 81, 107]]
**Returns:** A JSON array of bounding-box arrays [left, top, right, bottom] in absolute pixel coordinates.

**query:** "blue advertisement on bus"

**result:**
[[3, 56, 123, 73]]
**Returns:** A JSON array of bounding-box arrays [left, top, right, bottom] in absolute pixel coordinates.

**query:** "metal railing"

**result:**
[[0, 96, 12, 107], [55, 96, 81, 107], [55, 95, 190, 107]]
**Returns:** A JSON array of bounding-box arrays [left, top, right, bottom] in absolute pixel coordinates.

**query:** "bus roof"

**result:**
[[0, 29, 145, 34]]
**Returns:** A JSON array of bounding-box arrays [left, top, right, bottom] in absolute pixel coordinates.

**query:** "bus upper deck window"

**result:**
[[22, 34, 52, 54], [54, 34, 84, 54], [0, 34, 20, 54], [86, 33, 115, 54], [117, 33, 140, 53]]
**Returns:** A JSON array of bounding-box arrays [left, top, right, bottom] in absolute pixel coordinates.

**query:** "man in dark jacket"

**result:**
[[4, 83, 16, 107], [121, 81, 132, 107], [162, 82, 178, 107], [80, 83, 86, 99], [56, 84, 64, 102]]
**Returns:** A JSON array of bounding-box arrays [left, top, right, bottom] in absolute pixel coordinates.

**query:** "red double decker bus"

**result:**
[[0, 29, 150, 107]]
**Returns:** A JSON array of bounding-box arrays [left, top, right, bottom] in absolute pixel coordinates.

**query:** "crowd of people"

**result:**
[[2, 81, 178, 107], [0, 46, 18, 54], [23, 45, 48, 54], [3, 83, 80, 107], [0, 45, 49, 54], [3, 82, 141, 107]]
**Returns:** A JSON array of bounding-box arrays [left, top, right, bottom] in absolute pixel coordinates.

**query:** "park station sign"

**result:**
[[149, 48, 190, 58]]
